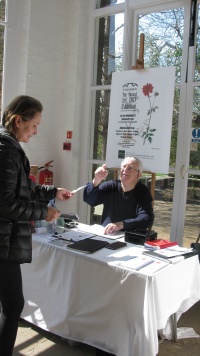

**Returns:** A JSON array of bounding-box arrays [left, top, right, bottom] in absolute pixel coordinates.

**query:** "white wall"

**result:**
[[6, 0, 90, 219]]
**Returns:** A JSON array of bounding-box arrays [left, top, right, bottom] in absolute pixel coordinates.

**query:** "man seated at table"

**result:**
[[83, 156, 154, 235]]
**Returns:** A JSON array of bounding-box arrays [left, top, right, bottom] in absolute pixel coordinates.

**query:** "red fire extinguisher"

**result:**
[[38, 160, 54, 185], [29, 165, 38, 183]]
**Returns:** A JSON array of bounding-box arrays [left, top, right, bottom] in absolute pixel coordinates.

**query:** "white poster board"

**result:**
[[106, 67, 176, 173]]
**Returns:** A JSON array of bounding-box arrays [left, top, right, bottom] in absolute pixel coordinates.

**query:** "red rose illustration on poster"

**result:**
[[141, 83, 159, 145]]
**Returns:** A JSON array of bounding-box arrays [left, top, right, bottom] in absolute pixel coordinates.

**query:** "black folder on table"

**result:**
[[67, 238, 109, 254]]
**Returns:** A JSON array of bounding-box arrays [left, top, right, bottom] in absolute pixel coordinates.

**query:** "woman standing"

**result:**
[[0, 95, 73, 355]]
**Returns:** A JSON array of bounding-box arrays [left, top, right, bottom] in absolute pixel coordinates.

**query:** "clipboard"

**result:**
[[67, 238, 109, 254]]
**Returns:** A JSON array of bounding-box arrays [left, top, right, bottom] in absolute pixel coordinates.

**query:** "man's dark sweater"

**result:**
[[83, 180, 154, 230]]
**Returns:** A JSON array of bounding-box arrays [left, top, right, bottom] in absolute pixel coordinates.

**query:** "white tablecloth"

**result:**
[[21, 233, 200, 356]]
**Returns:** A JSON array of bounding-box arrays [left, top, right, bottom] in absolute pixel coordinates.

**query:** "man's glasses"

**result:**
[[121, 164, 139, 172]]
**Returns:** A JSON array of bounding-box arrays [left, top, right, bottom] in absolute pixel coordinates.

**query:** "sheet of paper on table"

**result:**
[[140, 258, 171, 274], [109, 254, 170, 274], [56, 229, 95, 242], [49, 239, 69, 248], [143, 246, 196, 265], [150, 246, 193, 258], [77, 224, 124, 240]]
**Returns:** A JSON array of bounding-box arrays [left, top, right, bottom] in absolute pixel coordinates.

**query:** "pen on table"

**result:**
[[137, 260, 155, 271], [52, 234, 74, 242]]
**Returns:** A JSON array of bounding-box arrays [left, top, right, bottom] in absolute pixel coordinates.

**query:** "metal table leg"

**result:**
[[171, 313, 178, 342]]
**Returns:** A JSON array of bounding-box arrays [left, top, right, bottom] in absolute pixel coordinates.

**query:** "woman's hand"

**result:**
[[104, 222, 124, 235], [56, 188, 74, 200], [45, 206, 61, 222]]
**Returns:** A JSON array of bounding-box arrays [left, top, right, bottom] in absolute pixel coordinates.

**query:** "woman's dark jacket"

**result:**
[[0, 128, 57, 264]]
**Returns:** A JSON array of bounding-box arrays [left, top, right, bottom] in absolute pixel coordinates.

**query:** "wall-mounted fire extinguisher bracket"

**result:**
[[38, 160, 54, 185]]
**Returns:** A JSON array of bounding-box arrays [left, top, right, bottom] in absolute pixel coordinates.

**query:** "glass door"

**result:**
[[128, 0, 198, 246], [86, 0, 199, 247]]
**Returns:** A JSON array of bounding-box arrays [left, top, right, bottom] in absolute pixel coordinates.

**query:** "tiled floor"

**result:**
[[13, 300, 200, 356]]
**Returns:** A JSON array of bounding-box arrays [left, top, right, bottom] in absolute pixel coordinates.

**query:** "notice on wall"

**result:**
[[105, 67, 176, 173]]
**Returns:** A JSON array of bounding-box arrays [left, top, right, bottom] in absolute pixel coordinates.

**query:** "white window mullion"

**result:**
[[170, 2, 196, 243]]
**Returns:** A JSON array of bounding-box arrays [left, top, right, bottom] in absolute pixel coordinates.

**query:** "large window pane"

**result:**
[[189, 87, 200, 168], [93, 90, 111, 160], [138, 8, 184, 82], [134, 6, 183, 239], [0, 0, 6, 21], [150, 172, 174, 240], [138, 9, 183, 169], [95, 13, 124, 85], [195, 4, 200, 81], [170, 87, 180, 167], [184, 178, 200, 247]]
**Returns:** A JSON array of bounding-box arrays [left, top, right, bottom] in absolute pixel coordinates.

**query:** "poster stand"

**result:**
[[112, 33, 156, 201], [132, 33, 145, 70]]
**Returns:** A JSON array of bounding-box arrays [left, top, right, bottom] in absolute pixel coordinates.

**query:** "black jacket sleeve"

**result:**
[[0, 150, 56, 222]]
